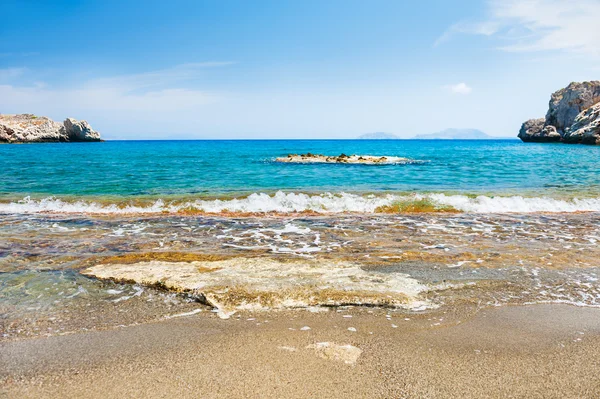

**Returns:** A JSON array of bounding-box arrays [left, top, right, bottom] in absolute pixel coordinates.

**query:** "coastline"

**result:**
[[2, 140, 600, 397], [3, 304, 600, 398]]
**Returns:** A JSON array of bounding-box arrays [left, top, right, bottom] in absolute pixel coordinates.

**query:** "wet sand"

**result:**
[[2, 304, 600, 398]]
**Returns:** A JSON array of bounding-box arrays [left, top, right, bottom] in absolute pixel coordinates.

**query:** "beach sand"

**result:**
[[2, 304, 600, 398]]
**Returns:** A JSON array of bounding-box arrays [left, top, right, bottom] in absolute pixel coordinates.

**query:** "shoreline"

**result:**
[[3, 303, 600, 398], [5, 191, 600, 215], [3, 211, 600, 341]]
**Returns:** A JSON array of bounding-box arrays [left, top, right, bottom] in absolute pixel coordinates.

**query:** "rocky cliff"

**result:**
[[0, 114, 101, 143], [518, 81, 600, 144]]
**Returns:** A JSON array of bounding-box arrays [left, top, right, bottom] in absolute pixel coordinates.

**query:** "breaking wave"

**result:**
[[2, 192, 600, 214]]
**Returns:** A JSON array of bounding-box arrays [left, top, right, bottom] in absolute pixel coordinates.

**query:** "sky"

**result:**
[[1, 0, 599, 139]]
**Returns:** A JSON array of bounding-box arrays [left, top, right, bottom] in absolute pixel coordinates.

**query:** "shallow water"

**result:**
[[2, 139, 600, 199], [3, 140, 600, 215], [2, 212, 600, 339]]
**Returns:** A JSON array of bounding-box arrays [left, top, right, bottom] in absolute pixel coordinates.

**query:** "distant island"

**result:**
[[358, 128, 510, 140]]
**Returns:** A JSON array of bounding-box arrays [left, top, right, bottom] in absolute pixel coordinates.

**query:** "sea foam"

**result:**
[[3, 192, 600, 214]]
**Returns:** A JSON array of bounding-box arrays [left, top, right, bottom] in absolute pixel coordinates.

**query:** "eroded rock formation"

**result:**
[[0, 114, 101, 143], [518, 81, 600, 144], [546, 81, 600, 134], [563, 103, 600, 145]]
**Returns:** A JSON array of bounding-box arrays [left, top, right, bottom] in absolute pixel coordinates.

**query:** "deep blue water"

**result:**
[[1, 139, 599, 198]]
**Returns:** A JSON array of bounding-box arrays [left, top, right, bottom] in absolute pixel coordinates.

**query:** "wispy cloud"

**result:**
[[434, 21, 500, 47], [445, 82, 472, 95], [88, 62, 235, 92], [436, 0, 600, 56], [0, 63, 232, 136], [0, 67, 27, 82]]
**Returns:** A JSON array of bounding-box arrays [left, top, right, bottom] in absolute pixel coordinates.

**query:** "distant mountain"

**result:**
[[358, 132, 399, 139], [413, 128, 496, 140]]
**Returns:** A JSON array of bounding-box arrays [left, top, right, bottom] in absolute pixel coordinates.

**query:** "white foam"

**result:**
[[4, 192, 600, 215], [164, 309, 203, 319], [429, 193, 600, 213]]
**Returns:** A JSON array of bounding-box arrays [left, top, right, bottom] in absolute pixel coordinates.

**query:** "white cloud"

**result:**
[[445, 82, 472, 95], [436, 0, 600, 56]]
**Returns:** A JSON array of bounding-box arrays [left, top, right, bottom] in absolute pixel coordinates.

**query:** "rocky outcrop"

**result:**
[[546, 81, 600, 134], [0, 114, 101, 143], [518, 118, 561, 142], [63, 117, 101, 141], [83, 257, 430, 319], [519, 81, 600, 144], [275, 153, 410, 164], [563, 103, 600, 145]]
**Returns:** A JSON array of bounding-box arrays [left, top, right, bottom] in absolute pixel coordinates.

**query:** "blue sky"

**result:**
[[1, 0, 599, 139]]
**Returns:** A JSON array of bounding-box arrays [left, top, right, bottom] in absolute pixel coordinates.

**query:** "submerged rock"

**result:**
[[0, 114, 101, 143], [518, 81, 600, 145], [82, 258, 431, 318]]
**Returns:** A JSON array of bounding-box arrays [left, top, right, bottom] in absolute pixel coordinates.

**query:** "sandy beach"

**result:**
[[3, 304, 600, 398]]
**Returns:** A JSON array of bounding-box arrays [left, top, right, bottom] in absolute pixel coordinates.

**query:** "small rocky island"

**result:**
[[519, 81, 600, 144], [276, 153, 410, 164], [0, 114, 101, 143]]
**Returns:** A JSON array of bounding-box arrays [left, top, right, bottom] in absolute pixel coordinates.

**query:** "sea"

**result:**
[[2, 139, 600, 338]]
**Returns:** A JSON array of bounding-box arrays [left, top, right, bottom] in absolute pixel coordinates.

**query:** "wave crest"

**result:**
[[2, 192, 600, 214]]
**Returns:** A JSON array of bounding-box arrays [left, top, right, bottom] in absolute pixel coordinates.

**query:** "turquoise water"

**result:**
[[2, 139, 600, 213], [2, 139, 599, 196]]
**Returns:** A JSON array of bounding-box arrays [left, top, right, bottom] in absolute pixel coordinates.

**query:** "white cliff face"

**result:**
[[518, 81, 600, 145], [0, 114, 101, 143]]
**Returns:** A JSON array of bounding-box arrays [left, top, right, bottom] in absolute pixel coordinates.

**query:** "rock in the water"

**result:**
[[563, 103, 600, 145], [0, 114, 65, 143], [82, 257, 430, 317], [518, 118, 559, 142], [0, 114, 101, 143], [63, 117, 101, 141], [546, 81, 600, 134], [276, 153, 410, 164]]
